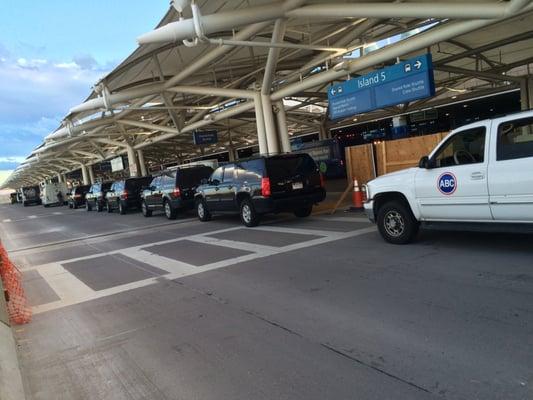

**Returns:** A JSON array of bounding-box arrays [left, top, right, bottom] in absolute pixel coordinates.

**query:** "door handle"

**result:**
[[470, 172, 485, 180], [215, 187, 219, 191]]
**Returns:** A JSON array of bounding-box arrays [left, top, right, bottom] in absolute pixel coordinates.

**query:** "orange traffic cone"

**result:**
[[350, 179, 364, 211]]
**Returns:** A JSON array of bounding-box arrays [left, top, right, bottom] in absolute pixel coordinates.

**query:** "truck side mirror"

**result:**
[[418, 156, 430, 169]]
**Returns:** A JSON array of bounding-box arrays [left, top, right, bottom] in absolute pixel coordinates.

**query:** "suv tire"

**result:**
[[240, 198, 260, 227], [96, 202, 103, 212], [141, 201, 152, 217], [86, 201, 92, 212], [118, 201, 126, 215], [377, 200, 419, 244], [294, 205, 313, 218], [164, 201, 178, 220], [196, 199, 211, 222], [106, 201, 112, 213]]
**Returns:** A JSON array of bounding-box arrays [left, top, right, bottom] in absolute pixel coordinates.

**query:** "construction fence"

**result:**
[[0, 244, 31, 325], [344, 132, 450, 185]]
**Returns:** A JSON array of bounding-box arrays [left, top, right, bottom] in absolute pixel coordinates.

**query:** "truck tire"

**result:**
[[377, 200, 419, 244], [106, 201, 113, 213], [196, 198, 211, 222], [96, 202, 103, 212], [164, 200, 178, 220], [86, 201, 92, 212], [141, 201, 152, 217], [294, 205, 313, 218], [118, 201, 126, 215], [240, 198, 260, 227]]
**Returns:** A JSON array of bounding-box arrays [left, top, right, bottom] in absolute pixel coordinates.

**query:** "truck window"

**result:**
[[497, 117, 533, 161], [432, 127, 486, 168]]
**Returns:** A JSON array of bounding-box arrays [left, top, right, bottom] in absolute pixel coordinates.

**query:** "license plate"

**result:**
[[292, 182, 303, 190]]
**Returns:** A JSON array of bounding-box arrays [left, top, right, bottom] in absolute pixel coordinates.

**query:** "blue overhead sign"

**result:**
[[328, 54, 435, 120], [193, 130, 218, 145]]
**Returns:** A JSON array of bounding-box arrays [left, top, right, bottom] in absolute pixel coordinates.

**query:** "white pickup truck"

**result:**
[[363, 110, 533, 244]]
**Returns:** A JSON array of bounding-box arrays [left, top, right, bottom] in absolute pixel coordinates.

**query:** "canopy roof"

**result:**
[[5, 0, 533, 188]]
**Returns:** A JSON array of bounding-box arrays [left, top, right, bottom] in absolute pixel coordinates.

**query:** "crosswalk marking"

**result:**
[[29, 222, 376, 315]]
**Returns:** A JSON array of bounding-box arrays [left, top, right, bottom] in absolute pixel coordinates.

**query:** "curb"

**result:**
[[0, 280, 26, 400]]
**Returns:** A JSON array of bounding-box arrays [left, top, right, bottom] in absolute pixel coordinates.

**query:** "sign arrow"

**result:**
[[414, 60, 422, 69]]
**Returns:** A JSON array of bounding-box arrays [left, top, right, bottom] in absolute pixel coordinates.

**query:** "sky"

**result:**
[[0, 0, 169, 183]]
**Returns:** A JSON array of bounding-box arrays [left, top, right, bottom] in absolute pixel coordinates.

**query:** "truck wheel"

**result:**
[[106, 201, 112, 213], [164, 201, 178, 220], [294, 205, 313, 218], [377, 201, 419, 244], [118, 202, 126, 215], [96, 202, 103, 212], [196, 199, 211, 222], [240, 198, 260, 227], [141, 201, 152, 217], [86, 202, 92, 212]]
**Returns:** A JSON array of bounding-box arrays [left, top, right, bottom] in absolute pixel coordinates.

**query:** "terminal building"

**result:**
[[2, 0, 533, 189]]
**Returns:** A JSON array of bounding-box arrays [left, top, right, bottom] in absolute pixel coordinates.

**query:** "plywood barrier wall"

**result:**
[[345, 132, 449, 183], [375, 132, 448, 175], [344, 143, 376, 185]]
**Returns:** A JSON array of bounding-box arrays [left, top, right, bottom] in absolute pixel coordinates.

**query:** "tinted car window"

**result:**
[[497, 117, 533, 161], [236, 159, 264, 182], [150, 176, 161, 189], [161, 172, 176, 188], [102, 182, 112, 191], [265, 155, 318, 182], [178, 167, 213, 188], [223, 165, 234, 183], [211, 167, 223, 183]]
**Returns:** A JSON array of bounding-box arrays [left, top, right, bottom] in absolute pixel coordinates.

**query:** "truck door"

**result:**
[[415, 125, 492, 221], [488, 115, 533, 221]]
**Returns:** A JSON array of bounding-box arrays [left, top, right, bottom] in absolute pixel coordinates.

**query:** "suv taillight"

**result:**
[[172, 187, 181, 197], [320, 173, 325, 188], [261, 178, 271, 197], [121, 190, 129, 200]]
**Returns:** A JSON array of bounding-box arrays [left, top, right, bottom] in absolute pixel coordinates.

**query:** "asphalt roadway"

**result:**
[[0, 202, 531, 400]]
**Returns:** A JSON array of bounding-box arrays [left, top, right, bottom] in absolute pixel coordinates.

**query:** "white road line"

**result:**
[[52, 212, 63, 215], [2, 219, 11, 223], [31, 225, 376, 314], [252, 225, 332, 236], [312, 216, 370, 223], [27, 215, 37, 219], [187, 235, 279, 253]]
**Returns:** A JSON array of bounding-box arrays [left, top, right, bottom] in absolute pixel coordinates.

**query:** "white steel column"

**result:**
[[274, 101, 291, 153], [127, 145, 139, 177], [137, 150, 148, 176], [254, 95, 268, 155], [262, 94, 280, 154], [80, 164, 89, 185], [88, 166, 95, 184]]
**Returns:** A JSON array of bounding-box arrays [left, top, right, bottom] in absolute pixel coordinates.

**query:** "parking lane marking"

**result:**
[[2, 219, 11, 223], [30, 224, 376, 314], [27, 215, 37, 219]]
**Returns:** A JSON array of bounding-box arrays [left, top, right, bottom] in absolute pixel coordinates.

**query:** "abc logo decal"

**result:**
[[438, 173, 457, 195]]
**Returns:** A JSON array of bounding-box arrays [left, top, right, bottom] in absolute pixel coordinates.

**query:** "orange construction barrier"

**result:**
[[0, 245, 31, 325], [351, 179, 364, 210]]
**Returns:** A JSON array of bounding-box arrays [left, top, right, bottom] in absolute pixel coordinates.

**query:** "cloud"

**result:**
[[0, 43, 115, 171]]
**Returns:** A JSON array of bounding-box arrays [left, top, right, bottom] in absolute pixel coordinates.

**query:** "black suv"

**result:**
[[141, 165, 214, 219], [86, 182, 112, 212], [195, 154, 326, 227], [105, 176, 152, 215], [68, 185, 91, 209]]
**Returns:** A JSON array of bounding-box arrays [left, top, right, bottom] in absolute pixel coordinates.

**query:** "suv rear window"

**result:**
[[265, 155, 318, 182], [178, 167, 213, 188], [236, 159, 264, 182]]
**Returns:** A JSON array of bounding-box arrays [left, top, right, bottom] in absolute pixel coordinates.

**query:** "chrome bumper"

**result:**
[[363, 200, 375, 223]]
